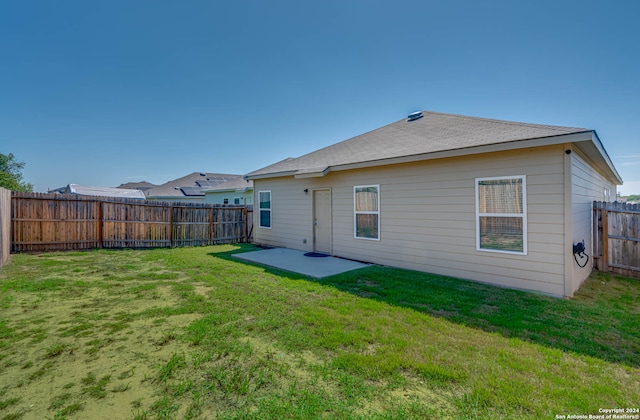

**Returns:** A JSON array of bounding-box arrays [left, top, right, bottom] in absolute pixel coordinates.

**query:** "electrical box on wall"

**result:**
[[573, 240, 589, 268]]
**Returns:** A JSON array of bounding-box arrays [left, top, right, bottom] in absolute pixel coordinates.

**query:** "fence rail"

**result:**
[[11, 192, 251, 253], [593, 201, 640, 278]]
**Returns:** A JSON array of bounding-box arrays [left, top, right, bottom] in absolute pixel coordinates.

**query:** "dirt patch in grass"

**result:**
[[1, 246, 639, 419], [0, 279, 199, 419]]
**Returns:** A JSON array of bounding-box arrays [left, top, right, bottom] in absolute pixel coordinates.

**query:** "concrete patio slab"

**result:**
[[232, 248, 369, 278]]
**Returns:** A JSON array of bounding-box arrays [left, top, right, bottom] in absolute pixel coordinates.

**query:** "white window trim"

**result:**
[[475, 175, 527, 255], [354, 184, 380, 241], [258, 190, 272, 229]]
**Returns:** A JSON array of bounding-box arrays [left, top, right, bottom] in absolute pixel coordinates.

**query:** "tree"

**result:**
[[0, 152, 33, 192]]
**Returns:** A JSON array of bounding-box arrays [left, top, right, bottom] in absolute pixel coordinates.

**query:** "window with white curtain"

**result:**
[[476, 176, 527, 254]]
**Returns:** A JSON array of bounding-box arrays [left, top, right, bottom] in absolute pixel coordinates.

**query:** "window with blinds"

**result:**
[[259, 190, 271, 229], [476, 176, 527, 254]]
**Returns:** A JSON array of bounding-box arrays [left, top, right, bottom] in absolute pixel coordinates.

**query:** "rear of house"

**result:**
[[246, 111, 621, 297]]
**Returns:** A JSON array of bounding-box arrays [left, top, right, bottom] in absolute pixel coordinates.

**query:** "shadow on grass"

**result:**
[[321, 267, 640, 368], [221, 245, 640, 368]]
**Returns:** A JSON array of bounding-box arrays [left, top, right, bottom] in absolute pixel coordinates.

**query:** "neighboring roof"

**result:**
[[145, 172, 242, 198], [116, 181, 157, 192], [47, 186, 67, 194], [203, 178, 253, 193], [246, 110, 622, 184], [66, 184, 146, 199]]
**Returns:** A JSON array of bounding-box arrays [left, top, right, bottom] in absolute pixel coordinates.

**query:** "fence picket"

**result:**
[[10, 192, 251, 252], [593, 201, 640, 278]]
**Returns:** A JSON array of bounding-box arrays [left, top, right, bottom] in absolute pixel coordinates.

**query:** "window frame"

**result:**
[[475, 175, 527, 255], [354, 184, 380, 240], [258, 190, 272, 229]]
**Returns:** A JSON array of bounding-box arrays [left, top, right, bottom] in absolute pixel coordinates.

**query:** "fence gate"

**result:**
[[593, 201, 640, 278]]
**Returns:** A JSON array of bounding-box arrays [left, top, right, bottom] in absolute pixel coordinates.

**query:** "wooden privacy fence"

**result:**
[[11, 192, 251, 253], [593, 201, 640, 278], [0, 187, 11, 267]]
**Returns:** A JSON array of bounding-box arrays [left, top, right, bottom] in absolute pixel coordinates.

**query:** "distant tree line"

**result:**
[[0, 152, 33, 192], [623, 194, 640, 203]]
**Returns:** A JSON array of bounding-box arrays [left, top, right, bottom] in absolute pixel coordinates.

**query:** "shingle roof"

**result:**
[[246, 110, 591, 179], [202, 178, 253, 193], [116, 181, 157, 192], [145, 172, 242, 198], [67, 184, 146, 199]]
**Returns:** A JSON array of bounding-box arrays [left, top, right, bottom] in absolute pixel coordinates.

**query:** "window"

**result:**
[[476, 176, 527, 254], [259, 191, 271, 228], [234, 197, 241, 205], [223, 198, 229, 204], [354, 185, 380, 240]]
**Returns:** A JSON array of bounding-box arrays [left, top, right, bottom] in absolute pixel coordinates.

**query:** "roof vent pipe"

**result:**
[[407, 111, 423, 121]]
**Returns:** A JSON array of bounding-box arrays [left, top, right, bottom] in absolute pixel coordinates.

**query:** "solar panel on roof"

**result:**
[[180, 187, 205, 196], [198, 178, 232, 187], [202, 181, 221, 187]]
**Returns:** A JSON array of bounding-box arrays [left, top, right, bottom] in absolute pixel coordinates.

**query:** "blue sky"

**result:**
[[1, 0, 639, 195]]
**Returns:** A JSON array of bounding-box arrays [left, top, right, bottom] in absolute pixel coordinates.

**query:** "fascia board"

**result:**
[[244, 171, 297, 181], [329, 132, 596, 173], [293, 167, 330, 179], [203, 188, 236, 194]]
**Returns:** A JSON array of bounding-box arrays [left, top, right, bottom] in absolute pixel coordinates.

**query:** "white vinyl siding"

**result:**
[[253, 145, 567, 296], [476, 176, 527, 254], [354, 185, 380, 240], [205, 190, 253, 205]]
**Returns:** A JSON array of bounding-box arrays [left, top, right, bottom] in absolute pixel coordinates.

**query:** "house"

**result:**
[[204, 178, 253, 205], [63, 184, 146, 200], [245, 110, 622, 297], [116, 181, 157, 195], [145, 172, 240, 203]]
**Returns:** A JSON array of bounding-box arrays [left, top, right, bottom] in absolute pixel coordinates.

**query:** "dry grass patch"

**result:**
[[0, 245, 638, 419]]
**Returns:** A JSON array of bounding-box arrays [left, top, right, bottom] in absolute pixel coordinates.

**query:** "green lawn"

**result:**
[[0, 244, 638, 419]]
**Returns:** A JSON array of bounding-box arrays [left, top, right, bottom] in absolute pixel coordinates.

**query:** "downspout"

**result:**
[[563, 145, 574, 297]]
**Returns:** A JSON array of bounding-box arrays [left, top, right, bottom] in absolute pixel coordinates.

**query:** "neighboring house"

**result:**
[[63, 184, 146, 200], [47, 186, 67, 194], [204, 178, 254, 205], [245, 110, 623, 297], [116, 181, 157, 195], [145, 172, 240, 203]]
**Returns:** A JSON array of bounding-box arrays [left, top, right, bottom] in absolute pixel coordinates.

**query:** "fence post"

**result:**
[[209, 207, 214, 245], [0, 188, 11, 267], [243, 207, 248, 242], [169, 204, 174, 248], [98, 201, 103, 248], [601, 204, 609, 273]]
